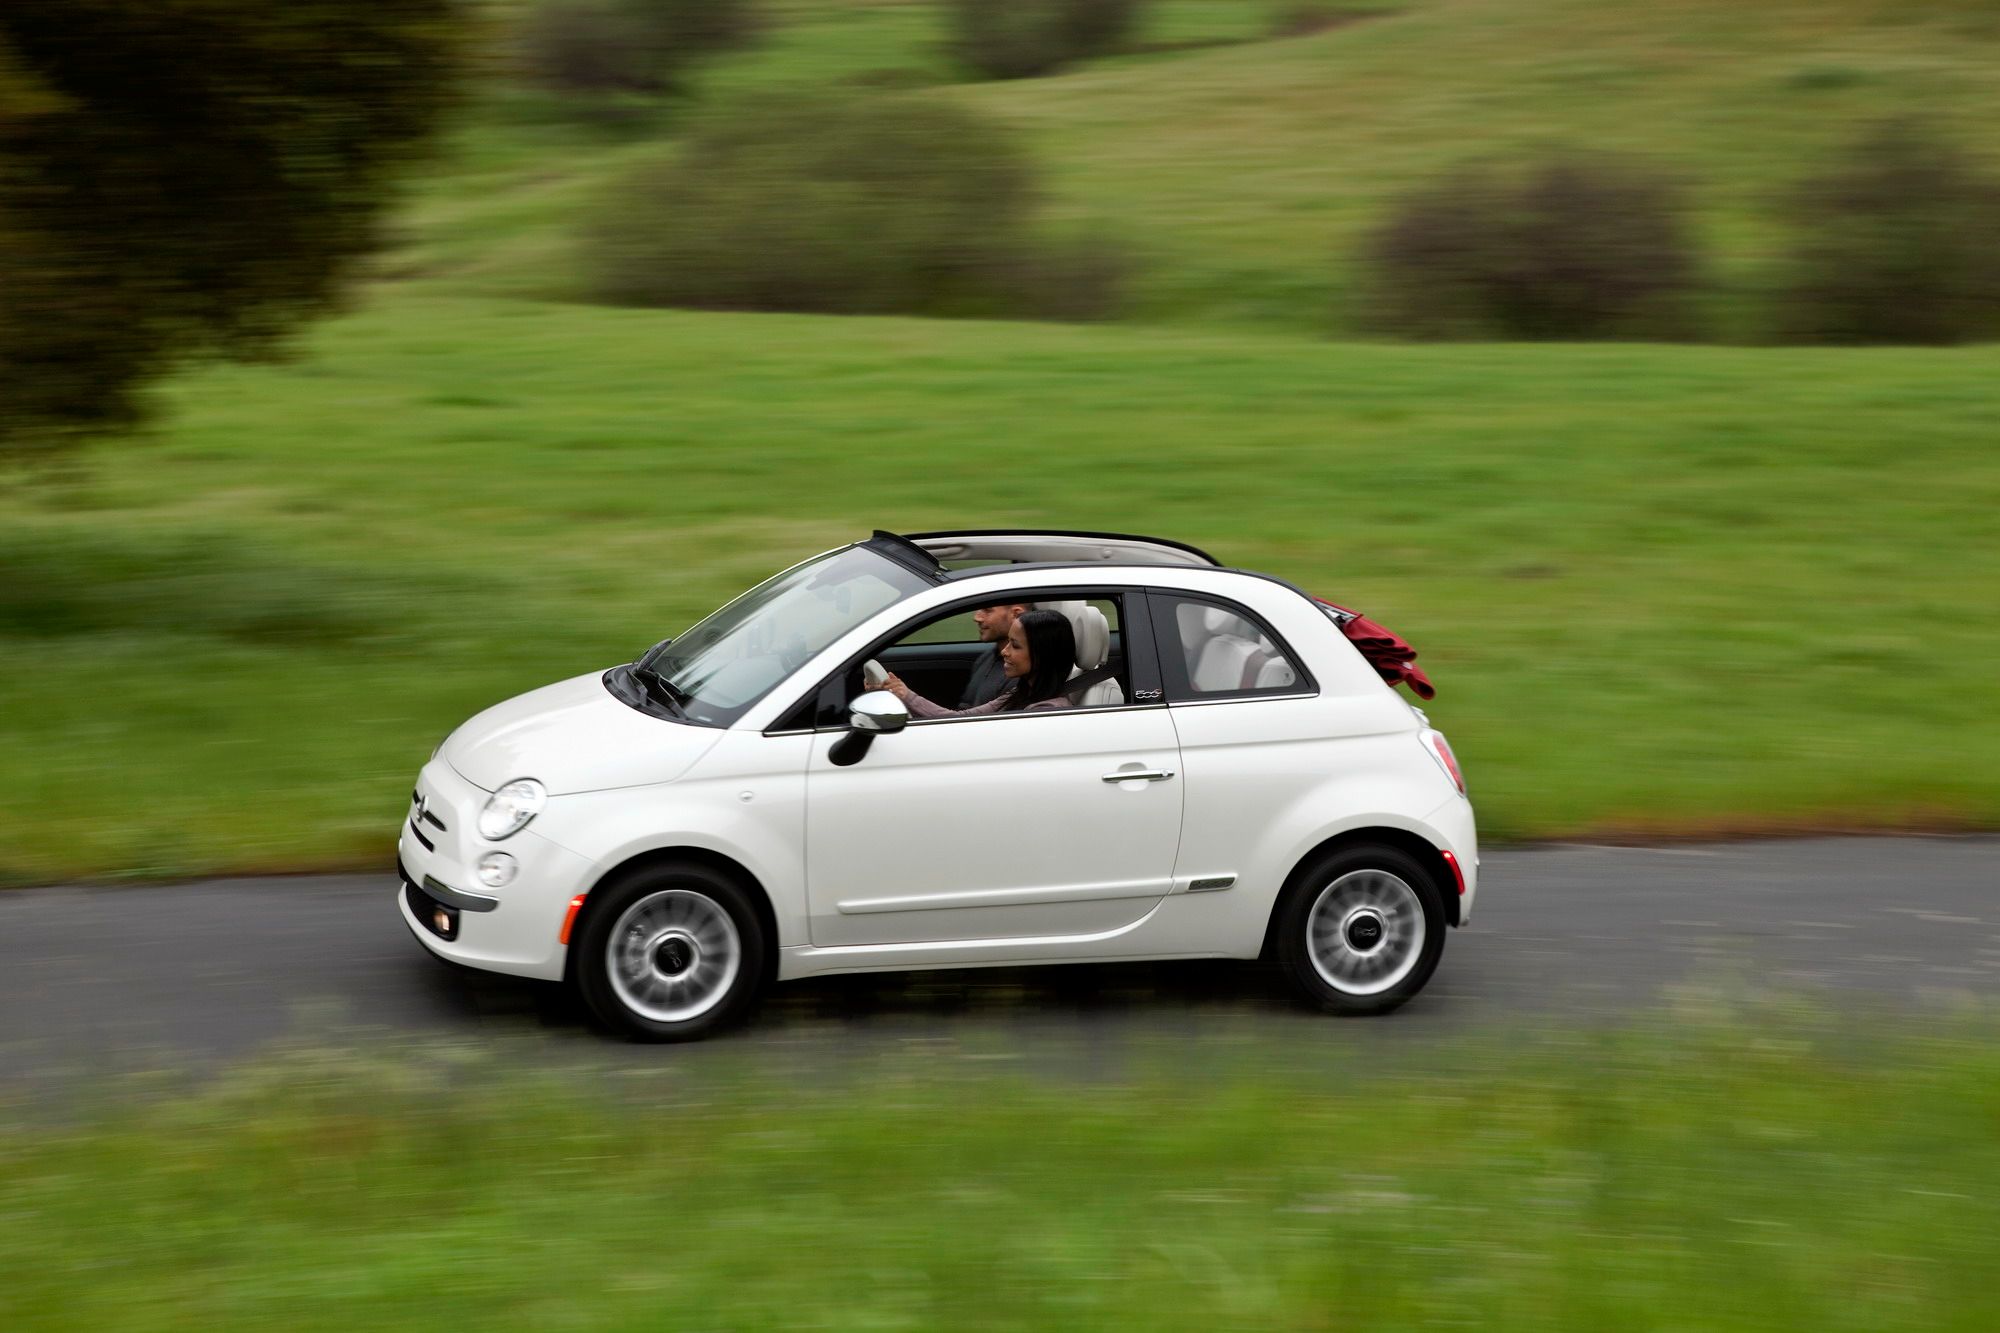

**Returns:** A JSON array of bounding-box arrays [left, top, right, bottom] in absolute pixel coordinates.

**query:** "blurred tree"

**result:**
[[0, 1, 462, 464]]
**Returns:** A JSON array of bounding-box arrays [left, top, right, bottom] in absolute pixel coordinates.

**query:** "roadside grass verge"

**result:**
[[1, 296, 1995, 881], [2, 1001, 1996, 1329]]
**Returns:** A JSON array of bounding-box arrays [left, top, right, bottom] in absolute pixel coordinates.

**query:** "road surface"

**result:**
[[1, 836, 1994, 1088]]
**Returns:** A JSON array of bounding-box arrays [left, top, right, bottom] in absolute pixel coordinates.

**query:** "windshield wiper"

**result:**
[[629, 662, 689, 717]]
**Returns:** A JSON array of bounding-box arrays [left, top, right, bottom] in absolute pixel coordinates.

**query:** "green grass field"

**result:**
[[3, 297, 1996, 881], [6, 0, 2000, 882], [4, 1006, 1997, 1329]]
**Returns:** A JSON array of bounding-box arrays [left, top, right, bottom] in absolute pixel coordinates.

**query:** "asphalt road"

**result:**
[[2, 836, 1995, 1089]]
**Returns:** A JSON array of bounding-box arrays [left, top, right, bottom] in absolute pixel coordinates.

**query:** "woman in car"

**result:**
[[880, 608, 1078, 717]]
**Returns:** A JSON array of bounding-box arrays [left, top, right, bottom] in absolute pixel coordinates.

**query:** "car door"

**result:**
[[1145, 589, 1327, 895], [803, 591, 1182, 948]]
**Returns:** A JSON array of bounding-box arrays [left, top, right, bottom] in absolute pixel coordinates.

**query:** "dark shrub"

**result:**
[[1775, 122, 2000, 344], [583, 92, 1045, 316], [1012, 232, 1130, 322], [945, 0, 1144, 81], [515, 0, 759, 98], [1061, 0, 1144, 56], [1360, 154, 1702, 340], [1270, 5, 1367, 39], [945, 1, 1068, 80], [516, 2, 659, 95]]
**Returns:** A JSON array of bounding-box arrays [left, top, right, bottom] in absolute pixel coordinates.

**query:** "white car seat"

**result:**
[[1180, 604, 1258, 691], [1253, 655, 1298, 690], [1037, 601, 1125, 707], [1179, 604, 1296, 692]]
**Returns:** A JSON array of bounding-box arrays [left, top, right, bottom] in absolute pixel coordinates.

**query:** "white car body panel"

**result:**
[[533, 729, 817, 948], [442, 671, 721, 795], [803, 704, 1182, 946], [396, 544, 1480, 991]]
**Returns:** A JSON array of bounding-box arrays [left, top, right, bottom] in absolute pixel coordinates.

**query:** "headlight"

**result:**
[[478, 778, 546, 841]]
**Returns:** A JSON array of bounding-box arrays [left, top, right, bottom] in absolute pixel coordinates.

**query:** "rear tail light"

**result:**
[[1421, 729, 1466, 796]]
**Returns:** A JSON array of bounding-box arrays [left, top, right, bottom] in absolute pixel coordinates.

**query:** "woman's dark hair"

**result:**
[[1003, 609, 1077, 710]]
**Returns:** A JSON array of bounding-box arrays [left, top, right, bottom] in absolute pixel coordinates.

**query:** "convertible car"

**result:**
[[398, 530, 1477, 1040]]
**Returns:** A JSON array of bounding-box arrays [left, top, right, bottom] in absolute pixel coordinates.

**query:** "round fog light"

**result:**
[[476, 852, 518, 889]]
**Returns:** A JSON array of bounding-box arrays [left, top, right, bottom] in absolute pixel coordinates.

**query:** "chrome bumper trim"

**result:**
[[419, 872, 499, 913]]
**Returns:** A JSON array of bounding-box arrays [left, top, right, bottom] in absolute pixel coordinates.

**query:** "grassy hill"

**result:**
[[399, 0, 2000, 332]]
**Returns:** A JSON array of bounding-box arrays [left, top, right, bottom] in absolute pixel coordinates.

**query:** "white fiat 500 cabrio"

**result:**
[[397, 530, 1477, 1040]]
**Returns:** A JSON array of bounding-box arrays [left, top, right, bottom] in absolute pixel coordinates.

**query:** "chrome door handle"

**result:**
[[1102, 769, 1175, 783]]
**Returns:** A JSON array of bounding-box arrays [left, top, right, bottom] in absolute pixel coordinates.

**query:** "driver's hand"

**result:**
[[880, 672, 911, 700]]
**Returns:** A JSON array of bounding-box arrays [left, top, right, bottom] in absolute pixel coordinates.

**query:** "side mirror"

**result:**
[[849, 690, 909, 734], [830, 690, 908, 766]]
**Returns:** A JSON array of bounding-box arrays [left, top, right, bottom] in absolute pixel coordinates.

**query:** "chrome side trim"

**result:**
[[1167, 692, 1319, 709], [797, 899, 1170, 958], [837, 877, 1172, 915]]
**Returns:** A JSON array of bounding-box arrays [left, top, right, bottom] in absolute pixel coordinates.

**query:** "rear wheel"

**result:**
[[1276, 844, 1446, 1015], [574, 862, 767, 1041]]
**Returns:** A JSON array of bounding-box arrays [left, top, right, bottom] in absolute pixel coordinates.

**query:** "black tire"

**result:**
[[1275, 843, 1447, 1016], [573, 861, 768, 1042]]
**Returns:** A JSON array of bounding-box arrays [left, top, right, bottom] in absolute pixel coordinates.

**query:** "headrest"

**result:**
[[1037, 600, 1108, 671], [1201, 606, 1255, 640]]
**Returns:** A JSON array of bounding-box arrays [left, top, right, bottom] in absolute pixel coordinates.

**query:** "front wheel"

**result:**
[[1276, 844, 1446, 1016], [574, 863, 768, 1041]]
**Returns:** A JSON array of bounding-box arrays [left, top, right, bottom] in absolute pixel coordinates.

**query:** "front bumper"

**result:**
[[395, 758, 597, 982], [400, 861, 500, 942]]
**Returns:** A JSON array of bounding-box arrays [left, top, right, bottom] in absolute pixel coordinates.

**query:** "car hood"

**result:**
[[441, 671, 722, 795]]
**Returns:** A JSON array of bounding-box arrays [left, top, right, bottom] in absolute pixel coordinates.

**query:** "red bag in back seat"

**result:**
[[1317, 601, 1436, 700]]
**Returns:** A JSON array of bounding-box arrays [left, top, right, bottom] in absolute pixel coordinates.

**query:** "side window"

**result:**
[[900, 610, 981, 645], [1154, 594, 1309, 700], [868, 595, 1131, 714], [1024, 597, 1125, 709], [796, 591, 1157, 727]]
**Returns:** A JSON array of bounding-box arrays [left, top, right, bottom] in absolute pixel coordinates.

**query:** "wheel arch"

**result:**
[[1259, 826, 1461, 960], [563, 846, 781, 987]]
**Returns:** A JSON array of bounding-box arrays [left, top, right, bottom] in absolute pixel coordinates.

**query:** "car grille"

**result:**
[[408, 788, 448, 852]]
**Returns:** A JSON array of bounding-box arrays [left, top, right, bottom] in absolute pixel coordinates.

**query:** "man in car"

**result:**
[[959, 600, 1030, 708]]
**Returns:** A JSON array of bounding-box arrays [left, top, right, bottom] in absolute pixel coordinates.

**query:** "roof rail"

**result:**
[[864, 530, 946, 580], [901, 528, 1220, 567]]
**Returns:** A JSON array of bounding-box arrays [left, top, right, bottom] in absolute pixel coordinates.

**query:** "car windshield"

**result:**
[[637, 545, 931, 726]]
